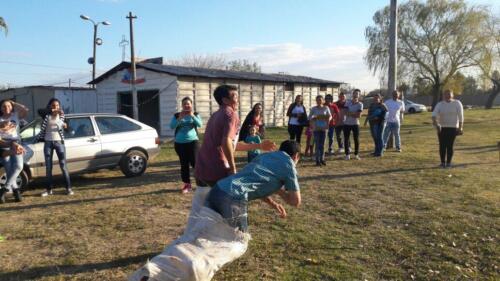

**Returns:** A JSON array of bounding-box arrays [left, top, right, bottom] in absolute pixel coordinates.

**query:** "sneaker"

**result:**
[[328, 148, 333, 155], [41, 190, 53, 197], [338, 148, 344, 154], [181, 183, 191, 194], [321, 161, 327, 166], [66, 189, 74, 195], [0, 188, 6, 204], [354, 154, 361, 160], [446, 163, 452, 168], [344, 155, 350, 160], [440, 163, 446, 168], [13, 189, 22, 202], [315, 161, 321, 166], [396, 148, 402, 152]]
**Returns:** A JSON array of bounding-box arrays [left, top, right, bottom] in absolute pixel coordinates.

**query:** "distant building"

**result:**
[[90, 60, 344, 136], [0, 86, 97, 121]]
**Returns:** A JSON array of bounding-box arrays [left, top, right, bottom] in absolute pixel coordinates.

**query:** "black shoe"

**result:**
[[440, 163, 446, 168], [13, 189, 22, 202], [315, 161, 321, 166], [321, 161, 327, 166], [0, 188, 6, 204]]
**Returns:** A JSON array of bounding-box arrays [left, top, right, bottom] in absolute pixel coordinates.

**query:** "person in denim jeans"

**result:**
[[36, 98, 72, 196], [364, 94, 388, 157], [309, 95, 331, 166], [205, 140, 301, 232], [383, 90, 405, 152], [0, 99, 29, 203]]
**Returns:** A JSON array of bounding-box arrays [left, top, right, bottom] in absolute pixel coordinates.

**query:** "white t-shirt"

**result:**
[[45, 115, 64, 141], [385, 99, 405, 123], [289, 105, 305, 125], [432, 100, 464, 128]]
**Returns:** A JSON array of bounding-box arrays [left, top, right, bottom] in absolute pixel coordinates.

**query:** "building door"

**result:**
[[117, 90, 160, 132]]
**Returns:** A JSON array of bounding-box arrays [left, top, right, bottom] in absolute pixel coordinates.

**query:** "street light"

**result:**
[[80, 14, 111, 88]]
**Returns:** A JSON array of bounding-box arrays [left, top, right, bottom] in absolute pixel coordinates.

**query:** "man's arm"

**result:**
[[221, 136, 237, 174], [261, 196, 287, 218], [235, 140, 276, 152], [276, 188, 301, 207]]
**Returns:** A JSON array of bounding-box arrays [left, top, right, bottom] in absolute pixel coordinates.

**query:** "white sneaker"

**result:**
[[338, 148, 344, 153], [344, 155, 350, 160], [66, 189, 74, 195], [41, 190, 53, 197], [354, 154, 361, 160]]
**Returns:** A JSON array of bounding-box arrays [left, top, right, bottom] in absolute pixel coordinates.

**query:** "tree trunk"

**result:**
[[485, 79, 500, 109], [431, 83, 442, 111]]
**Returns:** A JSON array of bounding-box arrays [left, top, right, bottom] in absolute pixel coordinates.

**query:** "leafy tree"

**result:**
[[476, 14, 500, 108], [462, 75, 479, 96], [365, 0, 493, 108], [0, 16, 7, 35], [226, 59, 261, 73], [444, 72, 465, 95]]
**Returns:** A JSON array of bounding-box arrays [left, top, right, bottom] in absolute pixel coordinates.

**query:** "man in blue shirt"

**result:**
[[205, 140, 301, 232]]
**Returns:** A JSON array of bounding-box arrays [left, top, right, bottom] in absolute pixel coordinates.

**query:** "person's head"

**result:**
[[279, 140, 301, 164], [294, 95, 303, 105], [392, 90, 400, 100], [352, 89, 361, 101], [213, 85, 238, 108], [325, 94, 333, 104], [316, 95, 325, 106], [181, 97, 193, 112], [373, 93, 381, 104], [47, 98, 61, 113], [0, 100, 14, 116], [249, 125, 258, 136], [252, 103, 263, 117], [443, 89, 453, 102], [338, 92, 346, 102]]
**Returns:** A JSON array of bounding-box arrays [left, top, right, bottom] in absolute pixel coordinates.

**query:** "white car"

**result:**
[[1, 113, 160, 190], [404, 99, 427, 114]]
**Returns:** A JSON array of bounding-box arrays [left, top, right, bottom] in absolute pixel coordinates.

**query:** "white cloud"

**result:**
[[224, 43, 380, 91]]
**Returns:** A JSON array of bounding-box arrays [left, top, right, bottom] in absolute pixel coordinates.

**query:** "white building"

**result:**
[[90, 60, 343, 137]]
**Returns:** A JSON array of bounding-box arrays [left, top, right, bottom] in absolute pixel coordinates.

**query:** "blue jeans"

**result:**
[[44, 141, 71, 190], [1, 150, 24, 191], [327, 126, 335, 151], [313, 130, 326, 162], [383, 122, 401, 149], [205, 186, 248, 232], [370, 122, 385, 156]]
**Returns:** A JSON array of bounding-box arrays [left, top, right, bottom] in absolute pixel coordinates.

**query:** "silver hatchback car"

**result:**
[[0, 113, 160, 190]]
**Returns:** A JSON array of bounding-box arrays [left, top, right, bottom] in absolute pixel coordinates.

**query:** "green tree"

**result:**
[[0, 16, 7, 35], [476, 14, 500, 108], [365, 0, 493, 108], [462, 75, 478, 96]]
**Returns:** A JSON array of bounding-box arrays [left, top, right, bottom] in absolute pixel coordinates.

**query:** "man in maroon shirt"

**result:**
[[195, 85, 276, 187]]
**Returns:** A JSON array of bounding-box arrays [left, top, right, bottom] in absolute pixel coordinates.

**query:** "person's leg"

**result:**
[[44, 141, 55, 192], [0, 155, 10, 203], [369, 124, 376, 154], [343, 125, 352, 156], [189, 141, 198, 169], [438, 129, 446, 165], [295, 125, 304, 144], [376, 123, 385, 156], [206, 187, 248, 232], [8, 153, 24, 202], [445, 128, 457, 165], [335, 125, 344, 150], [319, 131, 326, 162], [174, 142, 191, 184], [353, 125, 360, 156], [54, 142, 71, 191], [313, 131, 321, 164], [288, 125, 296, 141], [383, 122, 393, 148], [327, 127, 334, 153], [394, 121, 401, 151]]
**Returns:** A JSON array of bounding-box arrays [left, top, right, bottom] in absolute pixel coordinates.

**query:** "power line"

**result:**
[[0, 60, 89, 71]]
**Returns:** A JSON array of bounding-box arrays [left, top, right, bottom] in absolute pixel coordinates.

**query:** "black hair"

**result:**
[[47, 98, 61, 109], [353, 89, 361, 94], [316, 95, 324, 100], [279, 140, 300, 157], [294, 95, 303, 105], [0, 99, 14, 115], [325, 94, 333, 100], [213, 85, 238, 105], [181, 96, 193, 103]]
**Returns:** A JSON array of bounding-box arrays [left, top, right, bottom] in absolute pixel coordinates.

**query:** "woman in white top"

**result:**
[[286, 95, 308, 145], [0, 99, 29, 203], [36, 98, 73, 196], [432, 90, 464, 168]]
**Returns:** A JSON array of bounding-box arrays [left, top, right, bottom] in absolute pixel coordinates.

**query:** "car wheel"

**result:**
[[408, 107, 416, 114], [120, 150, 147, 177], [0, 168, 29, 192]]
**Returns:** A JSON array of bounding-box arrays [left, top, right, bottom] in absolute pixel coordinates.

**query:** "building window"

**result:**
[[320, 84, 327, 91], [284, 83, 294, 91]]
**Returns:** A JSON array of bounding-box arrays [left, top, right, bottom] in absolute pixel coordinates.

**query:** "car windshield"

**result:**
[[19, 119, 42, 143]]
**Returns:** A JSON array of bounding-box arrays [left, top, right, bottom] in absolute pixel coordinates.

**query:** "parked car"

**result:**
[[0, 113, 160, 191], [404, 99, 427, 114]]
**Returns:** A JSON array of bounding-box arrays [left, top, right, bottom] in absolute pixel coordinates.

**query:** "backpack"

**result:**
[[174, 112, 199, 137]]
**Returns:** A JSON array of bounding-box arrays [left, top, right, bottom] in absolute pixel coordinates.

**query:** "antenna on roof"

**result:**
[[119, 35, 130, 62]]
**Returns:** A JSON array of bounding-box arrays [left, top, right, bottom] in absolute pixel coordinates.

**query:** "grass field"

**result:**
[[0, 108, 499, 281]]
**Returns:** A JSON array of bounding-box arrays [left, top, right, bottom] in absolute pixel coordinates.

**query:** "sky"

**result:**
[[1, 0, 499, 90]]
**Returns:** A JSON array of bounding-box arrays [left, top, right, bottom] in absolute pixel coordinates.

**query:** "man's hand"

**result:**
[[273, 202, 287, 218], [260, 140, 277, 151], [457, 127, 464, 135]]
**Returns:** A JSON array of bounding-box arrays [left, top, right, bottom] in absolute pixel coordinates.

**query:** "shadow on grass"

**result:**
[[0, 252, 158, 280], [455, 144, 498, 152], [0, 188, 177, 212]]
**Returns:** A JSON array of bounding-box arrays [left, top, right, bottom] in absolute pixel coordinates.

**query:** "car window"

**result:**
[[20, 120, 41, 143], [95, 116, 141, 135], [64, 117, 95, 139]]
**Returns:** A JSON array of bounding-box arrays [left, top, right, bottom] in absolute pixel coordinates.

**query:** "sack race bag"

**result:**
[[129, 187, 251, 281]]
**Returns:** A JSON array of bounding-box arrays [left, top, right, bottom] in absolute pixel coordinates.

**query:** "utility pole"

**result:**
[[388, 0, 398, 93], [127, 12, 139, 120]]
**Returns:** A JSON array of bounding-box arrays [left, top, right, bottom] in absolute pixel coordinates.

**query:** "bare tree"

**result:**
[[365, 0, 493, 108], [166, 53, 227, 69], [0, 16, 7, 36], [226, 59, 261, 73]]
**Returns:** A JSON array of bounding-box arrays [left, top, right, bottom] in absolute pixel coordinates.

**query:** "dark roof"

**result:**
[[89, 61, 343, 85], [0, 85, 94, 93]]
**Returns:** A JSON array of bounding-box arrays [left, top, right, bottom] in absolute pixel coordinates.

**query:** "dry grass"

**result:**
[[0, 108, 499, 280]]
